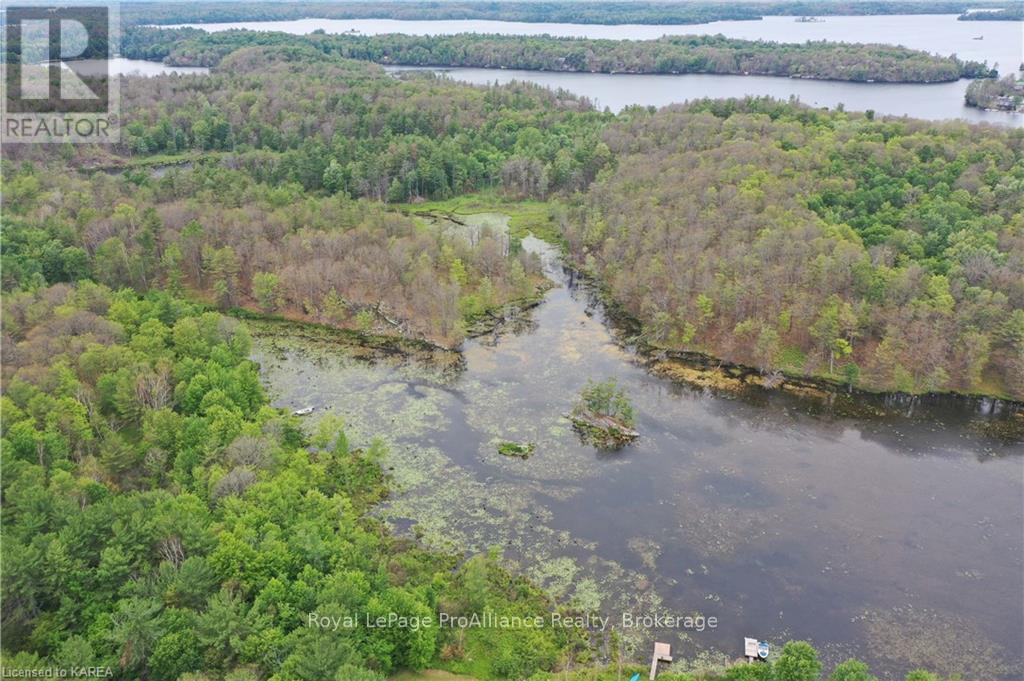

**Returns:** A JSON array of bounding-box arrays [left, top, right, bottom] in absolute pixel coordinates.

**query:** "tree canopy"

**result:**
[[566, 99, 1024, 398]]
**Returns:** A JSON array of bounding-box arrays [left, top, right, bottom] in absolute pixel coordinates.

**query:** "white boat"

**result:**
[[293, 406, 315, 416]]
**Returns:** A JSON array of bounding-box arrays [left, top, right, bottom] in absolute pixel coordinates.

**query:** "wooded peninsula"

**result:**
[[123, 27, 995, 82]]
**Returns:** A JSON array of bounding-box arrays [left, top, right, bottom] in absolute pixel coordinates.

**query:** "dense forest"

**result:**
[[965, 75, 1024, 112], [6, 52, 610, 195], [123, 1, 1011, 26], [1, 51, 619, 346], [566, 99, 1024, 398], [2, 161, 546, 347], [122, 27, 994, 82], [4, 45, 1023, 398]]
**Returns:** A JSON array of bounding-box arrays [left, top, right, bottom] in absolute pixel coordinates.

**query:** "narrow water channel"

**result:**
[[252, 227, 1024, 680]]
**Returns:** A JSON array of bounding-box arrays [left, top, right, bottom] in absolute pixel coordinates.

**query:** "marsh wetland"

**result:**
[[251, 223, 1024, 680]]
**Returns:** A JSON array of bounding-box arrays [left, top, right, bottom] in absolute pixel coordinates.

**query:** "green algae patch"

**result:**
[[627, 537, 662, 571], [496, 441, 536, 458], [858, 607, 1018, 681]]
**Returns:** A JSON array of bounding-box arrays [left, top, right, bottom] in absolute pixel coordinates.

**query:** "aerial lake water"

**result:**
[[106, 58, 209, 76], [388, 66, 1021, 124], [252, 227, 1024, 680], [164, 13, 1023, 124], [64, 57, 209, 76]]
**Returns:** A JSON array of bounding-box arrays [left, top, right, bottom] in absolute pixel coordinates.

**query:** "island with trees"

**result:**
[[569, 379, 639, 448], [122, 27, 995, 82]]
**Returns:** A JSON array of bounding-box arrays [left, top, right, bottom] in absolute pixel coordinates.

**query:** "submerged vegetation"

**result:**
[[0, 284, 970, 679], [496, 441, 536, 458]]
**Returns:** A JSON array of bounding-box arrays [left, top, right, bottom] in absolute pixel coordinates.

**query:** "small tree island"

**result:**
[[570, 379, 639, 448]]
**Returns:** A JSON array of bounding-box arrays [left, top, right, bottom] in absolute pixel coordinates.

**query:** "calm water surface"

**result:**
[[64, 57, 209, 76], [389, 66, 1021, 124], [253, 230, 1024, 680], [162, 14, 1023, 124]]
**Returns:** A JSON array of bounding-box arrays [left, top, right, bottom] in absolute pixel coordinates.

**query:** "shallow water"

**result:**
[[252, 230, 1024, 679], [63, 57, 209, 76]]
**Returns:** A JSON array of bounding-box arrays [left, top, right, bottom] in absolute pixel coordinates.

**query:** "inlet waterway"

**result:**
[[252, 225, 1024, 680]]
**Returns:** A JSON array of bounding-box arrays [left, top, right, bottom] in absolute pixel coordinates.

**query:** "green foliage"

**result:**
[[724, 663, 773, 680], [903, 671, 941, 681], [2, 158, 548, 346], [830, 659, 878, 681], [125, 25, 983, 83], [251, 272, 282, 313], [959, 5, 1024, 20], [575, 379, 636, 428], [965, 75, 1024, 112], [0, 286, 573, 680], [0, 28, 1014, 681], [774, 641, 822, 681], [569, 379, 639, 448], [496, 441, 536, 458], [568, 101, 1024, 398], [354, 309, 375, 333], [120, 0, 1004, 31]]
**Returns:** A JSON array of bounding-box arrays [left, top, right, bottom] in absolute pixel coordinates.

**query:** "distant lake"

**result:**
[[387, 66, 1022, 126], [64, 57, 209, 77], [162, 14, 1023, 124]]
